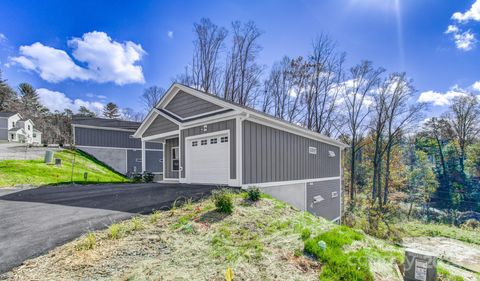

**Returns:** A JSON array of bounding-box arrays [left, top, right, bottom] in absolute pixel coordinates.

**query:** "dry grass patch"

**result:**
[[1, 194, 408, 281]]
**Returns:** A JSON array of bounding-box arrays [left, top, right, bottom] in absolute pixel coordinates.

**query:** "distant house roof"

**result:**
[[8, 127, 24, 133], [72, 116, 141, 131], [0, 112, 18, 118]]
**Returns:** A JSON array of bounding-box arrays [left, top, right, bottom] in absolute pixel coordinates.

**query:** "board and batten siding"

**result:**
[[164, 90, 223, 119], [306, 179, 341, 220], [164, 138, 179, 179], [74, 127, 163, 150], [180, 119, 236, 179], [142, 114, 178, 137], [242, 120, 340, 184]]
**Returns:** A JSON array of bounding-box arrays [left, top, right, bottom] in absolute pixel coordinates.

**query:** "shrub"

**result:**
[[142, 171, 155, 183], [303, 226, 373, 281], [300, 228, 311, 241], [108, 223, 124, 239], [150, 210, 161, 223], [75, 232, 96, 251], [131, 172, 143, 183], [212, 189, 234, 214], [247, 187, 261, 201], [130, 217, 144, 231]]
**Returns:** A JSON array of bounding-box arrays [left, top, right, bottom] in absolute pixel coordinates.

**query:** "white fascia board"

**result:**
[[133, 110, 159, 138], [156, 83, 347, 148], [142, 130, 180, 141], [73, 124, 136, 133], [153, 108, 181, 125], [241, 176, 341, 189]]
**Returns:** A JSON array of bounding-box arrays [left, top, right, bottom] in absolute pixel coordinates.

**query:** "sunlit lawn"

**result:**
[[0, 149, 129, 187]]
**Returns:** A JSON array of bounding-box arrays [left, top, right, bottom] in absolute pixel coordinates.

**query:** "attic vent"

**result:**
[[328, 150, 336, 158], [308, 147, 317, 155]]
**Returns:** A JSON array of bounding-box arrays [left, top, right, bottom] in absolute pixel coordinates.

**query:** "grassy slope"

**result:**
[[2, 194, 406, 281], [0, 149, 128, 187], [401, 221, 480, 245]]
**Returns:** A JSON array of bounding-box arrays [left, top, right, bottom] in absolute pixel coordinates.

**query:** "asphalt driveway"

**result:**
[[0, 183, 217, 274]]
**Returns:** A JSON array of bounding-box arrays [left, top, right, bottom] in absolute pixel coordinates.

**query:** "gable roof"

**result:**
[[135, 83, 347, 148], [0, 112, 20, 118], [72, 116, 141, 131]]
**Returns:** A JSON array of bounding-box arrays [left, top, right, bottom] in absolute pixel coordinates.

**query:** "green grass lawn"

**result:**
[[0, 149, 129, 187]]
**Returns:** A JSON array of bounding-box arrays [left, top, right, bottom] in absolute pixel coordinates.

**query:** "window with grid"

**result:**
[[201, 139, 207, 145], [210, 138, 217, 144], [220, 136, 228, 143]]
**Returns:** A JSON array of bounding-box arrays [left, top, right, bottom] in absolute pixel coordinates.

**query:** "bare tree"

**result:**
[[447, 94, 480, 173], [370, 73, 423, 205], [302, 35, 345, 136], [141, 86, 165, 113], [343, 61, 384, 202], [223, 21, 263, 106], [191, 18, 228, 94]]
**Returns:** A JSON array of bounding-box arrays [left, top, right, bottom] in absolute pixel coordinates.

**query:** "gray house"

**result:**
[[72, 116, 163, 176], [133, 83, 347, 221]]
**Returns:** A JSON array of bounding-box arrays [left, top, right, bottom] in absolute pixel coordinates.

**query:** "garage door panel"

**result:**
[[186, 133, 229, 185]]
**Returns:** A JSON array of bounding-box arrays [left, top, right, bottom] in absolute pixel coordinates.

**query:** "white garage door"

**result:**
[[186, 133, 230, 185]]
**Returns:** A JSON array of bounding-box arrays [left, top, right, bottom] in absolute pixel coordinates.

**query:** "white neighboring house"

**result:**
[[0, 112, 42, 145]]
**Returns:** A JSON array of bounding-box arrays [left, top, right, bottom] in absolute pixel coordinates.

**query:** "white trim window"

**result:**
[[210, 138, 218, 144], [171, 147, 179, 172], [220, 136, 228, 143]]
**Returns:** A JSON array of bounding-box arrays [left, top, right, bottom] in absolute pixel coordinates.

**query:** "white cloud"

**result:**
[[445, 25, 459, 34], [452, 0, 480, 22], [37, 88, 104, 114], [472, 81, 480, 91], [418, 88, 467, 106], [11, 43, 90, 82], [10, 31, 146, 85], [167, 31, 174, 39], [453, 30, 476, 51], [0, 33, 6, 42]]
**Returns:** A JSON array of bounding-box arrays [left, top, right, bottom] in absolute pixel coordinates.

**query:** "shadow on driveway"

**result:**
[[0, 183, 218, 213]]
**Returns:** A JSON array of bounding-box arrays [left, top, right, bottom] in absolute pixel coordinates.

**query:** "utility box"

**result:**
[[44, 150, 54, 164], [404, 249, 437, 281]]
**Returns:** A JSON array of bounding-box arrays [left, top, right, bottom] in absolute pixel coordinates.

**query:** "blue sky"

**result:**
[[0, 0, 479, 116]]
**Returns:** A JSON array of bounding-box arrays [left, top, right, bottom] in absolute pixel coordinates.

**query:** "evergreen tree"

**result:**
[[103, 102, 121, 119], [78, 106, 96, 117], [0, 70, 19, 111], [18, 83, 48, 119]]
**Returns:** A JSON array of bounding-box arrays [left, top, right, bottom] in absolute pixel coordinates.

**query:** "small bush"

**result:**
[[130, 217, 144, 231], [247, 187, 261, 201], [212, 189, 234, 214], [142, 171, 155, 183], [300, 228, 311, 240], [131, 172, 143, 183], [108, 223, 124, 239], [150, 210, 161, 223], [75, 232, 96, 251]]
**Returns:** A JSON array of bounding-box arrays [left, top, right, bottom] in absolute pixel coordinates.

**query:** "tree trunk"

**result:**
[[383, 142, 392, 206]]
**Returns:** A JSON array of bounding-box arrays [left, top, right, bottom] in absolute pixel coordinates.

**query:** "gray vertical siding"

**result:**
[[242, 120, 340, 184], [0, 128, 7, 141], [74, 127, 163, 149], [180, 119, 236, 179], [127, 150, 142, 173], [164, 138, 179, 178], [164, 90, 223, 119], [146, 150, 163, 173], [143, 114, 178, 137], [306, 179, 341, 220]]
